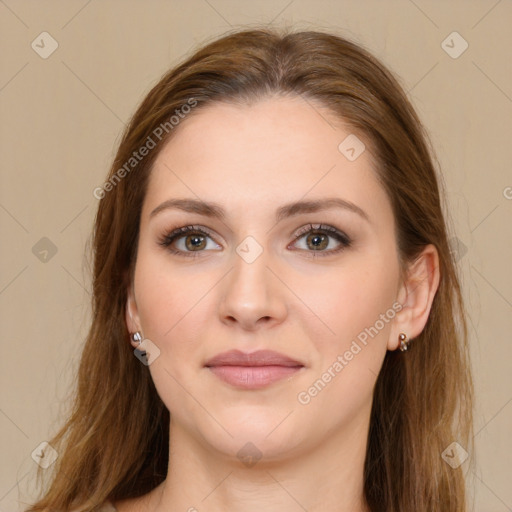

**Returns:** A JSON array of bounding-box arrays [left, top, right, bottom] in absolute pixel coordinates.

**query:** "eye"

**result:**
[[158, 223, 352, 258], [158, 225, 221, 258], [289, 223, 352, 257]]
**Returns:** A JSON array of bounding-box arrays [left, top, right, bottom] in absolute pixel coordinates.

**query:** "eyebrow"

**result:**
[[149, 197, 370, 223]]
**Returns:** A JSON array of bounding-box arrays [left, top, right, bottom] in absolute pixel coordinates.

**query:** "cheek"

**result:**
[[134, 246, 200, 337], [133, 258, 207, 411], [293, 265, 397, 422], [133, 249, 214, 377], [297, 261, 397, 349]]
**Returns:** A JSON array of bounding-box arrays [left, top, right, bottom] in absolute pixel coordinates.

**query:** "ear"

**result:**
[[388, 244, 441, 351], [126, 283, 142, 348]]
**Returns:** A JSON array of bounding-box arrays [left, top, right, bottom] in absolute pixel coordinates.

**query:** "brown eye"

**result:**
[[291, 224, 352, 257], [184, 233, 207, 251], [158, 225, 220, 258], [305, 232, 329, 251]]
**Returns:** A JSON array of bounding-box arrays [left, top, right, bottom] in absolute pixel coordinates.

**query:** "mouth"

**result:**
[[204, 349, 305, 390]]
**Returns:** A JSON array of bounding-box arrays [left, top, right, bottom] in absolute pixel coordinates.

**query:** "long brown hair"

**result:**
[[25, 27, 474, 512]]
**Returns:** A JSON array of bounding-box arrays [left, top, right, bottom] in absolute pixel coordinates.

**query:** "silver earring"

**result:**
[[131, 331, 142, 347], [398, 333, 410, 352]]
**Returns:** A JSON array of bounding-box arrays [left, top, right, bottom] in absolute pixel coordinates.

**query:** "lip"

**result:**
[[204, 349, 304, 367], [204, 349, 305, 390]]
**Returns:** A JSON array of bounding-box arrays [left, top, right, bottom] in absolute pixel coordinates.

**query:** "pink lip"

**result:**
[[204, 350, 304, 390]]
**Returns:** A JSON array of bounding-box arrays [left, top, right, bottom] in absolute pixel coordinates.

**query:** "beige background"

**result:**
[[1, 1, 511, 511]]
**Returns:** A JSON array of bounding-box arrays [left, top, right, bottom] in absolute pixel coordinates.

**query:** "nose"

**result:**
[[218, 246, 288, 331]]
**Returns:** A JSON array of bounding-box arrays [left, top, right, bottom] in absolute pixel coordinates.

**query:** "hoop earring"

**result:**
[[398, 332, 410, 352]]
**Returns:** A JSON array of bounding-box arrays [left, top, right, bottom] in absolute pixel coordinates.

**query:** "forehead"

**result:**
[[143, 95, 392, 228]]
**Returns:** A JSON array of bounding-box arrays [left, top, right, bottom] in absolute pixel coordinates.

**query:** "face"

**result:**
[[126, 95, 404, 462]]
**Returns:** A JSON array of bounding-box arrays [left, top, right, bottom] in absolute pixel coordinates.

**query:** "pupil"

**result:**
[[187, 235, 205, 250], [309, 233, 327, 250]]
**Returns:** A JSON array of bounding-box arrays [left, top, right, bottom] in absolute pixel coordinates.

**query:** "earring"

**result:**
[[398, 332, 410, 352], [131, 331, 143, 347]]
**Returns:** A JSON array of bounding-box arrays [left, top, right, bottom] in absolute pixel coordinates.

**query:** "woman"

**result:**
[[26, 28, 474, 512]]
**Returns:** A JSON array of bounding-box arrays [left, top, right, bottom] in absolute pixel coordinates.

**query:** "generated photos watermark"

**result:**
[[297, 300, 403, 405], [93, 97, 198, 200]]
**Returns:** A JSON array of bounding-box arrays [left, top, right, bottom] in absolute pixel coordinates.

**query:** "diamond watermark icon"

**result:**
[[31, 32, 59, 59], [338, 134, 366, 161], [236, 236, 263, 264], [441, 32, 468, 59], [448, 236, 468, 262], [31, 441, 58, 469], [32, 237, 58, 263], [133, 338, 161, 366], [237, 441, 263, 468], [441, 441, 469, 468]]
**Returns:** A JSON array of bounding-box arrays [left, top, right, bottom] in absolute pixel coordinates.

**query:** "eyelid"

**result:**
[[291, 223, 348, 240]]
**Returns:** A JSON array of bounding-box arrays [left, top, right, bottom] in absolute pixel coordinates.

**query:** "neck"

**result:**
[[153, 417, 371, 512]]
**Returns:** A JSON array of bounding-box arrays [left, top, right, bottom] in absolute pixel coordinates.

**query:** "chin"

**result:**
[[198, 411, 306, 465]]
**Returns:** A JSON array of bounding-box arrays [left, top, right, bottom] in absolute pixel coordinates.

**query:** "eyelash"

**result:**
[[157, 223, 352, 259]]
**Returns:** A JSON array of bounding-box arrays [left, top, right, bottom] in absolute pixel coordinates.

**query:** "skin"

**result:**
[[119, 95, 440, 512]]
